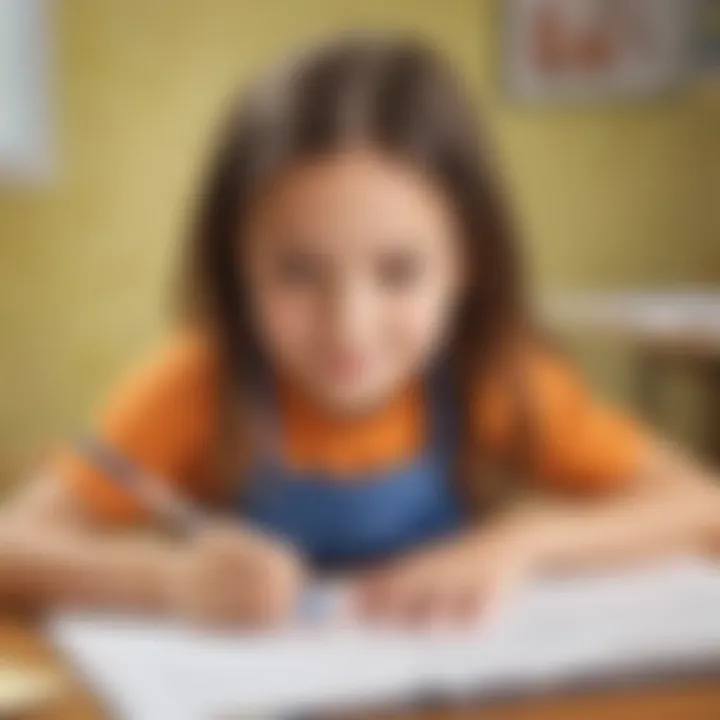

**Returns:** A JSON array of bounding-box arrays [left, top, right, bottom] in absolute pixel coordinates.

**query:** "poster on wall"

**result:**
[[503, 0, 693, 103]]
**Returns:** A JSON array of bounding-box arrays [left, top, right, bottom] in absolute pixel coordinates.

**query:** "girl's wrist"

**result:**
[[108, 541, 180, 614], [699, 487, 720, 557], [152, 545, 188, 615], [44, 537, 180, 612], [468, 514, 544, 577], [491, 503, 566, 576]]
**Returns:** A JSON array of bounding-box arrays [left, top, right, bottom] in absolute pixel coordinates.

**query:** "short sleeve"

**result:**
[[51, 330, 218, 524], [473, 350, 649, 494]]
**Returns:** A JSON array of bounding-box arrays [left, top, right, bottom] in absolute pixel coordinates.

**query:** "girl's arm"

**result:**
[[0, 474, 304, 624], [0, 333, 302, 625], [504, 441, 720, 573], [0, 474, 177, 611], [358, 441, 720, 622]]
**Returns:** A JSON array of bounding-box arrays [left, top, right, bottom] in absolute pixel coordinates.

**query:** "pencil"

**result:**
[[74, 435, 209, 534]]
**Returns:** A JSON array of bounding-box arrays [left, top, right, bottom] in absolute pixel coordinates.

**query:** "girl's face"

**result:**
[[243, 148, 466, 414]]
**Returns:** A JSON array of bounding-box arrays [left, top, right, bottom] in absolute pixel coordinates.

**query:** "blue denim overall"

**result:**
[[239, 369, 463, 569]]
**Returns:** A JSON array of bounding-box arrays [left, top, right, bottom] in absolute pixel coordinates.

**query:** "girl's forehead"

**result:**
[[248, 148, 458, 239]]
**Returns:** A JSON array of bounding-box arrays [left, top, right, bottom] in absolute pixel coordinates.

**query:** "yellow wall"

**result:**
[[0, 0, 718, 476]]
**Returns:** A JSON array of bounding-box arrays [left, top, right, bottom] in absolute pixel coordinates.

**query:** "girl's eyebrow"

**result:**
[[270, 241, 328, 257], [263, 230, 324, 247]]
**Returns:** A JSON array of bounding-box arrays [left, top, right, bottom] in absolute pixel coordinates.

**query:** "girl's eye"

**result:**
[[377, 251, 425, 290], [274, 253, 322, 287]]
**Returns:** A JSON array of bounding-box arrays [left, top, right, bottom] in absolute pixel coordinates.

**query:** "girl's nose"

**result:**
[[326, 279, 377, 346]]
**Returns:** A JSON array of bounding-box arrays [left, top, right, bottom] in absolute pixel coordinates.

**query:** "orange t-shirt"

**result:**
[[53, 330, 647, 524]]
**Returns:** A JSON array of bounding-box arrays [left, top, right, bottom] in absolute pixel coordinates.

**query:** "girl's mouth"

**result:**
[[323, 351, 371, 383]]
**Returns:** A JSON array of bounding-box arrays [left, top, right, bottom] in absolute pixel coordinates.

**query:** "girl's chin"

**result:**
[[312, 378, 394, 415]]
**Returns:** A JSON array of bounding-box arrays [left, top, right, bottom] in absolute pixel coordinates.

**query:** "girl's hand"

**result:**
[[356, 528, 533, 626], [163, 525, 305, 627]]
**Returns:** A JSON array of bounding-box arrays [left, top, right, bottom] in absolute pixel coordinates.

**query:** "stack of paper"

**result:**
[[49, 557, 720, 719]]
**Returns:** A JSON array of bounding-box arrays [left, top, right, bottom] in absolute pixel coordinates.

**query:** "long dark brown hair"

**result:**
[[184, 34, 532, 513]]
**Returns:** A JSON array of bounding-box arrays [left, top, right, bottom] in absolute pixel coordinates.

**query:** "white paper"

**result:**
[[49, 557, 720, 720]]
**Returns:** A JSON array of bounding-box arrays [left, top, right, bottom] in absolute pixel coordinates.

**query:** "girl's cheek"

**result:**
[[389, 289, 452, 359], [257, 291, 315, 360]]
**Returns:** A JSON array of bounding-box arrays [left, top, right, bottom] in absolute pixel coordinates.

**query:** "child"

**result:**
[[0, 35, 717, 627]]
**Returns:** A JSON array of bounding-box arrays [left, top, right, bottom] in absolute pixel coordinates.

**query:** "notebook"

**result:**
[[49, 557, 720, 720]]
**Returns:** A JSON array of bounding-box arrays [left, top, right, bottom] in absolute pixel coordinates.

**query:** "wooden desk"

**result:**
[[4, 616, 720, 720], [0, 618, 101, 719]]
